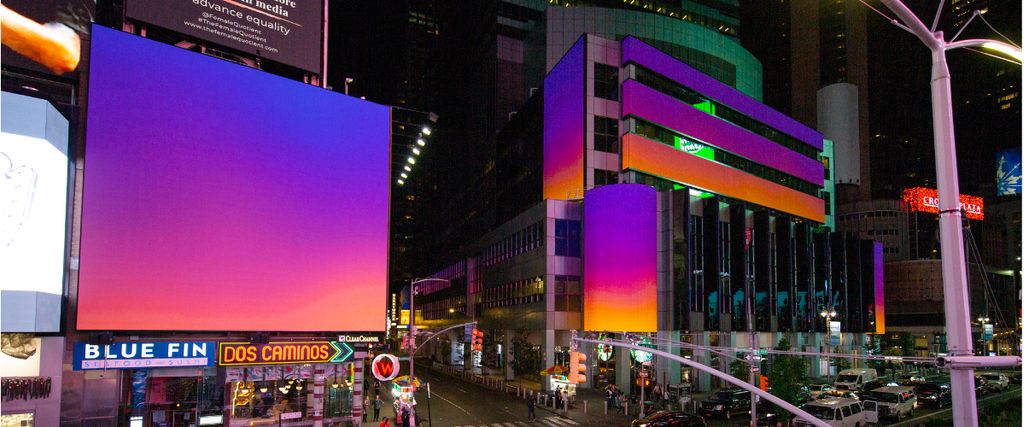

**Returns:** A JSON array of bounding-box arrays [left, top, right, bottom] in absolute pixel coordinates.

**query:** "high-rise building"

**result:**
[[413, 33, 883, 394]]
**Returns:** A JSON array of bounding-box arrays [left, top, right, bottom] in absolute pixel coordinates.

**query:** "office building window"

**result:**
[[554, 275, 582, 312], [555, 219, 581, 257], [594, 116, 620, 153], [594, 63, 619, 101], [594, 169, 619, 187]]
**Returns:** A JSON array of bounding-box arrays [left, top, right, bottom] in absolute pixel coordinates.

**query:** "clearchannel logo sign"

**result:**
[[73, 341, 216, 370]]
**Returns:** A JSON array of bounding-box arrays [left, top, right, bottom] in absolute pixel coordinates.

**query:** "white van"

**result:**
[[793, 397, 865, 427], [863, 386, 917, 423], [834, 368, 878, 391]]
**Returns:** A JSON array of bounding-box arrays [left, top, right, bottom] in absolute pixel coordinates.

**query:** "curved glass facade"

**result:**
[[541, 6, 762, 100]]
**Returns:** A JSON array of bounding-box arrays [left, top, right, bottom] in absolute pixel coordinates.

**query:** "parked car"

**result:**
[[834, 369, 879, 391], [1009, 372, 1022, 385], [806, 384, 835, 399], [819, 390, 860, 401], [860, 379, 887, 395], [914, 383, 952, 409], [793, 397, 865, 427], [897, 373, 927, 386], [699, 388, 750, 420], [974, 376, 990, 395], [631, 410, 706, 427], [862, 386, 917, 423], [977, 372, 1009, 392]]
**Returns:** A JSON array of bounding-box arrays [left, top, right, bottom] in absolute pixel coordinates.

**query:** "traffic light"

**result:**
[[472, 328, 484, 352], [569, 351, 587, 384], [759, 374, 769, 392]]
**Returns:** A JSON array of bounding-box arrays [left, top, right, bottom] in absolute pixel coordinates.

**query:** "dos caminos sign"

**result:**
[[73, 341, 216, 370]]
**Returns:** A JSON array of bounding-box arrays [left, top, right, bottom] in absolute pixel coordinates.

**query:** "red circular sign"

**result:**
[[371, 354, 400, 381]]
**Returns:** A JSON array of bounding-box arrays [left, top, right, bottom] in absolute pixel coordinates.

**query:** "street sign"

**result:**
[[639, 371, 649, 378], [217, 341, 353, 366], [372, 353, 401, 381]]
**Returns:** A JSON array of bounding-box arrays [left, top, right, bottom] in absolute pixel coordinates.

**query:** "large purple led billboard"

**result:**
[[583, 184, 657, 332], [78, 26, 390, 331]]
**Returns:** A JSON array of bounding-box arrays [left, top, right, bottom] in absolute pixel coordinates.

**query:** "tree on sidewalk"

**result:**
[[511, 329, 541, 380], [729, 358, 750, 380], [768, 337, 809, 425]]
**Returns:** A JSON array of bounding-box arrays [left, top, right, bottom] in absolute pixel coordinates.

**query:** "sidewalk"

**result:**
[[418, 360, 708, 426]]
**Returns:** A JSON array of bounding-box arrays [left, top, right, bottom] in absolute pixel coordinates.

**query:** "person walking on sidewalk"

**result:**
[[527, 395, 537, 421], [363, 395, 370, 422], [374, 395, 383, 421], [379, 416, 390, 427]]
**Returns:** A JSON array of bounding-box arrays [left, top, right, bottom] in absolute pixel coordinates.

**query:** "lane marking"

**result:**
[[432, 390, 474, 417]]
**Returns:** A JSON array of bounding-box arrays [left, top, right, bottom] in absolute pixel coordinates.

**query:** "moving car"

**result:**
[[793, 397, 865, 427], [977, 372, 1009, 392], [631, 411, 707, 427], [699, 388, 750, 420], [807, 384, 835, 399], [862, 386, 916, 423], [834, 369, 878, 391], [913, 382, 951, 409], [897, 373, 927, 385]]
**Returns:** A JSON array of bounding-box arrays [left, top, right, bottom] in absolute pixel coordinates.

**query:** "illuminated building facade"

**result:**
[[417, 34, 884, 393]]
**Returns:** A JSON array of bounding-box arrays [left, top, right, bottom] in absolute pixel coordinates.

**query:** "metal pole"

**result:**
[[928, 40, 978, 427], [747, 279, 757, 425], [409, 279, 416, 426]]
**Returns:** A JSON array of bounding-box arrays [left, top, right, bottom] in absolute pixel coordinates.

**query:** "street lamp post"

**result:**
[[820, 308, 838, 382], [407, 277, 450, 426], [874, 2, 1021, 425]]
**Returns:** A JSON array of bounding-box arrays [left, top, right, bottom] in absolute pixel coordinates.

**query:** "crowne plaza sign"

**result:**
[[902, 187, 984, 220]]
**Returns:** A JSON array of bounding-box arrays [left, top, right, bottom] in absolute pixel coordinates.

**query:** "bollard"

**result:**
[[604, 400, 608, 416], [583, 400, 588, 414], [624, 401, 628, 417]]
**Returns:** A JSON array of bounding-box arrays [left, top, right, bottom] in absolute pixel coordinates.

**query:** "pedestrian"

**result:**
[[374, 395, 383, 421], [363, 395, 370, 422], [375, 380, 382, 396], [527, 395, 537, 421], [617, 392, 627, 414], [561, 388, 569, 409], [380, 416, 391, 427], [401, 408, 410, 427]]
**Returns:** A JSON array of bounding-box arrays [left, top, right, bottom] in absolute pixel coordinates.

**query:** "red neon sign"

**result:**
[[902, 187, 984, 220]]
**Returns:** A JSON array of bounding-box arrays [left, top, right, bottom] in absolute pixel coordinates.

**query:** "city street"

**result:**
[[377, 364, 595, 427]]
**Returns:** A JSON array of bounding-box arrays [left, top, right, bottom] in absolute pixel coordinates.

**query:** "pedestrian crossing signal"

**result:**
[[569, 351, 587, 384], [472, 328, 484, 352]]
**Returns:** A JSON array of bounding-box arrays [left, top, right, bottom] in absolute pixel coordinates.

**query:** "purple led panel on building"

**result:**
[[621, 36, 823, 151], [78, 26, 390, 332], [874, 241, 885, 334], [543, 36, 586, 201], [622, 80, 824, 186], [583, 184, 657, 332]]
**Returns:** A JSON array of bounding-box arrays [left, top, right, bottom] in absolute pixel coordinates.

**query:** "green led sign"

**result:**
[[673, 136, 714, 160]]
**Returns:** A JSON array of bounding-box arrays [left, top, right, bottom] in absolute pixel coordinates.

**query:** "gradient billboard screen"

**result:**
[[78, 26, 390, 331], [583, 184, 657, 332]]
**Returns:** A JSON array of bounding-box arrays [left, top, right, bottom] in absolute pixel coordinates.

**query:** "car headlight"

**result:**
[[714, 404, 724, 410]]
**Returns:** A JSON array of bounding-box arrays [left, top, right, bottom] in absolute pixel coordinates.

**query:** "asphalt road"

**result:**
[[383, 365, 585, 427]]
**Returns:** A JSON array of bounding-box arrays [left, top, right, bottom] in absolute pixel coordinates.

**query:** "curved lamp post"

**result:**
[[875, 2, 1021, 426]]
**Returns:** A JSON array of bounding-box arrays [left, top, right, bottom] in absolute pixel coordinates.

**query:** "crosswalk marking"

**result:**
[[450, 416, 579, 427]]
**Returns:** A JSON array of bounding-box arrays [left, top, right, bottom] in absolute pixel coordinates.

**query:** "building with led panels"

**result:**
[[416, 34, 882, 394]]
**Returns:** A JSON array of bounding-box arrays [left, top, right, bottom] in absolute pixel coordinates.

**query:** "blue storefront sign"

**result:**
[[73, 341, 216, 370]]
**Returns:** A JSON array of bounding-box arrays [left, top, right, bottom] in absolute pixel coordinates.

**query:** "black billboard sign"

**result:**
[[126, 0, 323, 72]]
